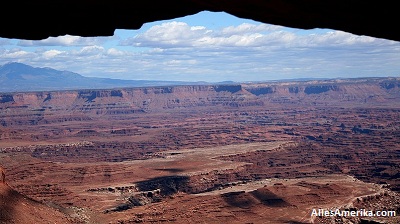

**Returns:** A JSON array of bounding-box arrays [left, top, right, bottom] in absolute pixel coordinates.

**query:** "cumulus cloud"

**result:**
[[293, 31, 383, 48], [116, 22, 400, 81], [121, 21, 397, 52], [42, 50, 64, 59], [75, 45, 105, 56], [221, 23, 281, 35], [122, 22, 276, 48], [1, 17, 399, 82], [121, 21, 213, 48], [107, 48, 126, 56], [1, 49, 34, 59], [17, 35, 113, 47]]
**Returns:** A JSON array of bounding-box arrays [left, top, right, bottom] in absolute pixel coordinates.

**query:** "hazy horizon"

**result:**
[[2, 61, 398, 86]]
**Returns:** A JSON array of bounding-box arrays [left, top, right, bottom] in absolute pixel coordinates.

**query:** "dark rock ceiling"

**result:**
[[1, 1, 399, 42]]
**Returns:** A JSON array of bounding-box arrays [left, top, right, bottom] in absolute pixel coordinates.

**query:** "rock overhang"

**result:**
[[0, 1, 399, 42]]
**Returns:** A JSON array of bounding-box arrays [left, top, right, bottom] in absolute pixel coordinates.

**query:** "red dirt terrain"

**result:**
[[0, 181, 73, 224], [0, 77, 399, 223]]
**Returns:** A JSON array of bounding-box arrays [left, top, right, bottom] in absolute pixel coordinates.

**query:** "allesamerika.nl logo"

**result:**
[[311, 208, 396, 217]]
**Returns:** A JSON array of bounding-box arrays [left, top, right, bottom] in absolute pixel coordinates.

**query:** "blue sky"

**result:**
[[0, 11, 399, 82]]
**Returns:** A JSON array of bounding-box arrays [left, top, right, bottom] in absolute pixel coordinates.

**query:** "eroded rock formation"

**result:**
[[0, 166, 4, 183], [1, 77, 399, 223], [1, 1, 399, 42], [0, 78, 399, 127]]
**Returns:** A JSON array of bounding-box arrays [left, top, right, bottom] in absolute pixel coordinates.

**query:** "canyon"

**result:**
[[0, 77, 399, 223]]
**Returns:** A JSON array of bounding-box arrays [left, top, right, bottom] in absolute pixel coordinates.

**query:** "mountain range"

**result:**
[[0, 62, 207, 92]]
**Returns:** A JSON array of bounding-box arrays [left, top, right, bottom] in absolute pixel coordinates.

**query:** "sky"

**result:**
[[0, 11, 399, 82]]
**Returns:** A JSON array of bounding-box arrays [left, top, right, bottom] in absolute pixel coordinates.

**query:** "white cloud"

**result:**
[[293, 31, 394, 48], [17, 35, 114, 47], [190, 26, 207, 31], [1, 49, 34, 59], [76, 45, 105, 56], [126, 21, 213, 48], [18, 35, 80, 46], [1, 15, 400, 83], [149, 48, 164, 53], [221, 23, 281, 35], [122, 22, 398, 52], [42, 50, 63, 59], [107, 48, 126, 56], [121, 22, 302, 49]]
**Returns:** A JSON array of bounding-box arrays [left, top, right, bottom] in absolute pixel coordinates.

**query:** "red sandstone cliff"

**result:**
[[0, 77, 399, 127], [0, 166, 4, 183]]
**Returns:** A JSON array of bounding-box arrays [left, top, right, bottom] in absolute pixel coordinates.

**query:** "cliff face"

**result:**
[[0, 78, 399, 127], [0, 179, 72, 224], [0, 166, 4, 183]]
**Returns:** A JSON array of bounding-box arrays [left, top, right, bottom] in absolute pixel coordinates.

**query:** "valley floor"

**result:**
[[1, 79, 399, 223]]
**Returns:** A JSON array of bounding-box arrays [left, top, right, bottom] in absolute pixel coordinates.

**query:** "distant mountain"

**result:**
[[0, 62, 201, 92]]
